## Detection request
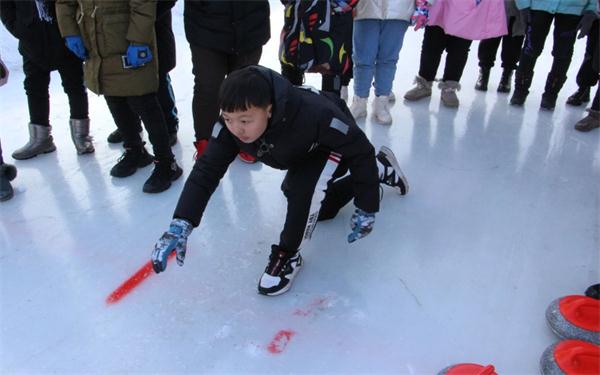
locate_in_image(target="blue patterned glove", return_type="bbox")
[151,218,193,273]
[125,44,153,68]
[65,35,88,60]
[347,209,376,243]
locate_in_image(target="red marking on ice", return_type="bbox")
[293,297,329,317]
[105,252,176,305]
[267,330,295,354]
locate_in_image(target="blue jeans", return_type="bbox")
[353,19,409,98]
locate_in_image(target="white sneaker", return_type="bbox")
[349,96,368,120]
[340,86,349,102]
[373,96,392,125]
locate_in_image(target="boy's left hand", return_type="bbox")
[347,209,375,243]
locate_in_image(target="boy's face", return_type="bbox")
[222,105,272,144]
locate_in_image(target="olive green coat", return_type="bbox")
[55,0,158,96]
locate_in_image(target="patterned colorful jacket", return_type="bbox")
[279,0,358,74]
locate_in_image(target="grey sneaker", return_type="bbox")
[404,76,432,101]
[12,123,56,160]
[439,80,461,108]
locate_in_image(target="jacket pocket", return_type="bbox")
[98,14,129,58]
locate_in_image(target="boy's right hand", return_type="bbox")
[65,35,88,60]
[151,218,193,273]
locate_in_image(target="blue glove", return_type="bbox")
[126,44,153,68]
[347,208,375,243]
[151,218,193,273]
[65,35,88,60]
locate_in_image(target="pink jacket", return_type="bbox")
[428,0,508,40]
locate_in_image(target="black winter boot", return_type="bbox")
[0,163,17,202]
[475,67,491,91]
[540,74,567,110]
[497,69,514,93]
[107,129,123,144]
[510,70,534,106]
[142,159,182,193]
[110,145,154,177]
[566,86,591,106]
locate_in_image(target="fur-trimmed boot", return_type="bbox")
[439,80,461,108]
[404,75,433,101]
[0,163,17,201]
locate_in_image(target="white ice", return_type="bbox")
[1,2,599,374]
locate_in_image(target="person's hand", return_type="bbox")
[347,208,375,243]
[126,44,153,68]
[520,7,531,25]
[577,11,598,39]
[151,218,193,273]
[65,35,88,60]
[411,0,431,31]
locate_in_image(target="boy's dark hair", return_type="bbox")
[219,66,272,112]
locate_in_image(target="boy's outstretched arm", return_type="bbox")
[151,122,238,273]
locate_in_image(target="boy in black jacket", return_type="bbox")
[151,65,408,296]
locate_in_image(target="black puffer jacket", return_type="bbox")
[183,0,270,54]
[0,0,73,69]
[174,66,380,227]
[156,0,176,74]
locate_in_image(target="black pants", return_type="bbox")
[517,10,580,79]
[104,94,173,162]
[190,45,263,141]
[281,65,351,97]
[23,54,88,126]
[0,139,4,165]
[157,72,178,134]
[575,20,599,88]
[478,17,525,70]
[418,25,473,82]
[278,151,361,254]
[121,71,179,135]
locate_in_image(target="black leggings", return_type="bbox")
[23,54,88,126]
[104,94,173,162]
[478,17,525,70]
[418,25,472,82]
[278,151,361,254]
[517,10,580,79]
[575,20,599,88]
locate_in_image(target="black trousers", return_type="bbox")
[517,10,580,79]
[104,94,173,162]
[190,45,263,141]
[575,20,599,88]
[281,65,351,97]
[0,139,4,165]
[478,17,525,70]
[418,25,473,82]
[278,151,361,254]
[23,54,88,126]
[121,72,179,135]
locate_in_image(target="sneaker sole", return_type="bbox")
[258,258,303,297]
[379,146,409,195]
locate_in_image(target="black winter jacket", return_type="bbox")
[0,0,73,69]
[183,0,270,54]
[174,66,380,227]
[156,0,176,74]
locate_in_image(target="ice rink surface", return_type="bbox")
[1,1,599,374]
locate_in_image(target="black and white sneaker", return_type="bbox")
[258,246,303,296]
[376,146,409,195]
